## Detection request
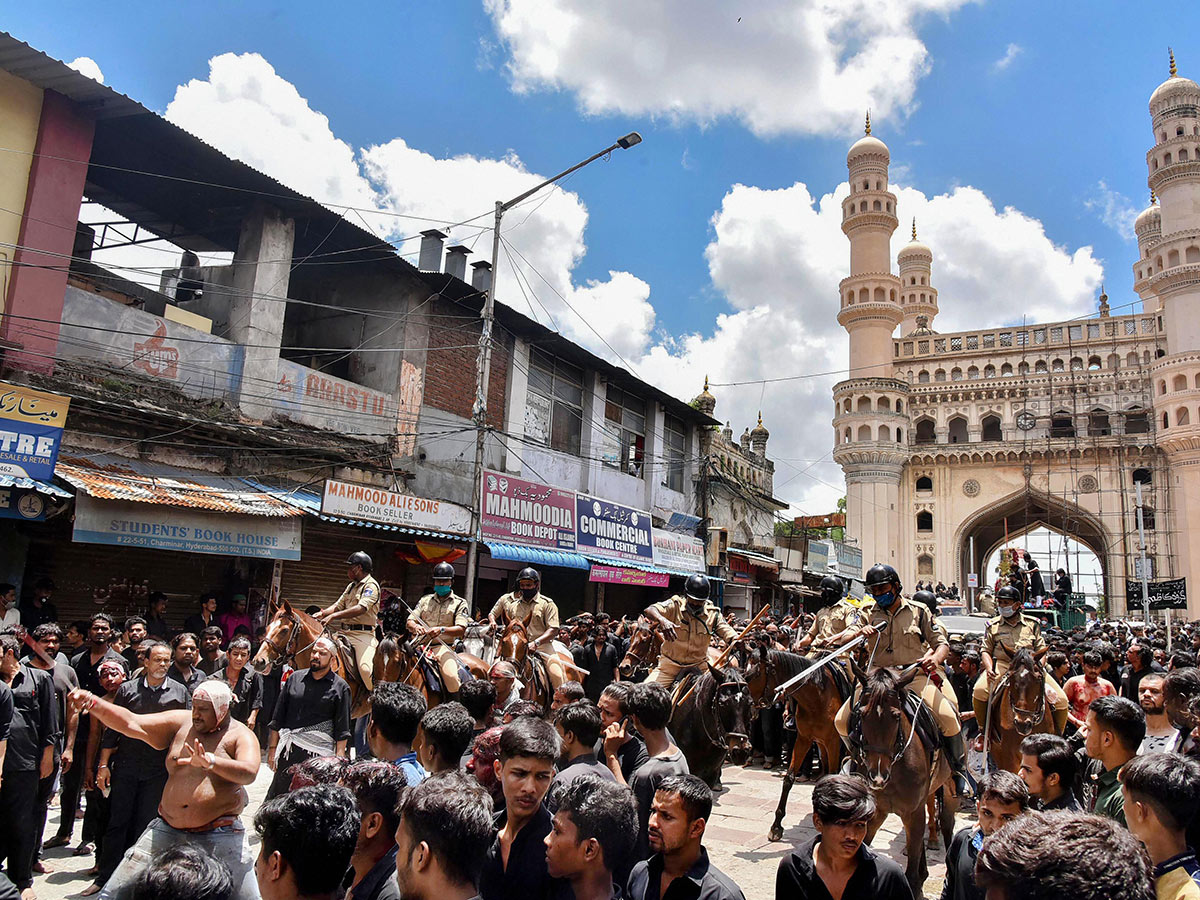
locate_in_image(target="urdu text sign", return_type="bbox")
[0,383,70,480]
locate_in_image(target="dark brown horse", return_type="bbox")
[984,649,1056,773]
[495,616,580,708]
[671,663,753,789]
[745,648,853,842]
[618,623,663,681]
[851,665,954,893]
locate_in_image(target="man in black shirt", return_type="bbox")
[0,632,57,893]
[197,626,227,676]
[166,632,205,696]
[775,775,912,900]
[18,578,57,631]
[941,771,1029,900]
[120,618,148,672]
[47,613,128,851]
[341,761,406,900]
[90,640,190,894]
[479,717,562,900]
[27,623,79,875]
[393,774,493,900]
[627,775,744,900]
[182,592,219,639]
[1120,642,1165,702]
[596,683,648,783]
[265,637,351,800]
[1017,733,1081,811]
[575,627,620,705]
[550,702,615,811]
[545,776,637,900]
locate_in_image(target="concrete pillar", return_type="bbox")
[643,402,665,510]
[502,338,531,475]
[3,91,94,373]
[579,372,605,494]
[228,205,295,420]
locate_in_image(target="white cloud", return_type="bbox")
[1084,179,1139,243]
[484,0,973,137]
[991,43,1022,73]
[147,50,1106,518]
[67,56,104,83]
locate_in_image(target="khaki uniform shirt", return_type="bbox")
[983,615,1046,675]
[413,592,469,645]
[330,575,381,627]
[653,595,739,665]
[807,601,869,647]
[863,598,946,669]
[490,591,560,637]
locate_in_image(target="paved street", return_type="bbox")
[32,760,969,900]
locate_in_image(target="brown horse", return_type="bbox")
[851,665,954,893]
[747,648,853,842]
[618,623,663,681]
[984,649,1056,773]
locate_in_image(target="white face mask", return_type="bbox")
[998,605,1018,619]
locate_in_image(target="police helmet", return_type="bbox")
[346,551,373,573]
[516,567,541,585]
[865,563,901,593]
[995,585,1022,605]
[819,574,846,602]
[912,589,939,614]
[432,562,455,581]
[684,573,711,602]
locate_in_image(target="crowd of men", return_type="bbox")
[3,554,1200,900]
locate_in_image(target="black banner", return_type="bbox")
[1126,577,1187,611]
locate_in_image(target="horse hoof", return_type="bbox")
[768,826,783,842]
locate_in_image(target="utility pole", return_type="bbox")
[463,132,644,608]
[1135,480,1152,628]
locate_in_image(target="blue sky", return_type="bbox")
[4,1,1194,516]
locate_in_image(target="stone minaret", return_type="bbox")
[832,113,909,574]
[1148,50,1200,616]
[1132,192,1162,313]
[898,219,938,336]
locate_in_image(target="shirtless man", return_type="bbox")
[68,681,262,900]
[1063,648,1116,730]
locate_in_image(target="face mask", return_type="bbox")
[999,605,1018,619]
[434,585,453,598]
[520,586,539,600]
[874,591,897,609]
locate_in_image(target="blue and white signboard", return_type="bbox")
[0,487,46,521]
[73,494,301,560]
[575,494,653,565]
[0,383,70,480]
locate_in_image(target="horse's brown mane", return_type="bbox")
[863,666,901,713]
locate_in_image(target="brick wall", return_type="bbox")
[423,303,510,428]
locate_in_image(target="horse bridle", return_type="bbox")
[259,613,323,671]
[852,689,920,788]
[621,630,658,672]
[1008,665,1047,726]
[697,677,750,752]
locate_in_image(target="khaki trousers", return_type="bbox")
[429,643,462,693]
[972,671,1068,733]
[341,629,377,690]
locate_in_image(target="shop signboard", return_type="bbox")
[321,479,471,535]
[576,494,653,565]
[806,539,831,573]
[651,528,705,574]
[0,487,47,521]
[481,470,576,549]
[1126,577,1187,611]
[833,541,863,580]
[73,495,301,560]
[588,564,668,587]
[0,382,70,480]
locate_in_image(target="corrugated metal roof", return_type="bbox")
[55,456,302,517]
[484,542,590,571]
[0,474,72,499]
[728,547,782,570]
[244,479,468,540]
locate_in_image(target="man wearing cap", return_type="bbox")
[795,575,870,653]
[314,551,381,690]
[643,574,739,688]
[69,679,263,900]
[409,562,469,698]
[487,567,567,691]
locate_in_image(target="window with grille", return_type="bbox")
[935,339,946,353]
[903,342,914,355]
[1143,318,1155,332]
[918,340,929,354]
[967,335,979,350]
[1051,327,1063,342]
[999,332,1013,347]
[662,415,687,492]
[1125,320,1137,335]
[1016,332,1028,346]
[1034,329,1046,344]
[950,337,962,351]
[1087,324,1100,338]
[1069,325,1082,340]
[527,348,584,455]
[604,385,647,477]
[983,334,995,348]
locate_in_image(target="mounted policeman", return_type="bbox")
[313,551,380,690]
[487,567,567,689]
[794,574,871,653]
[643,573,739,686]
[972,584,1069,736]
[408,561,469,699]
[832,563,972,796]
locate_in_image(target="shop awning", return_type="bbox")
[578,553,708,579]
[728,547,781,573]
[484,542,590,570]
[55,455,302,517]
[244,480,469,541]
[0,474,72,499]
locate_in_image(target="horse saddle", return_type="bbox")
[417,650,475,698]
[330,633,367,693]
[669,667,702,710]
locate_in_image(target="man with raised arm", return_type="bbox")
[67,680,262,900]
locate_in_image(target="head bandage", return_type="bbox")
[97,659,125,679]
[313,635,337,654]
[194,680,233,721]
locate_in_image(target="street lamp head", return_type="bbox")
[616,131,643,150]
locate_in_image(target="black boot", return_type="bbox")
[943,731,973,799]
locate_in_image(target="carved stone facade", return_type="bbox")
[833,57,1200,615]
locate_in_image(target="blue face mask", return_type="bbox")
[875,591,897,609]
[434,585,453,598]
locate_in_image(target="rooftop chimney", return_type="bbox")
[418,229,447,272]
[445,245,471,281]
[471,260,492,295]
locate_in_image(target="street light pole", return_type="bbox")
[463,132,643,608]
